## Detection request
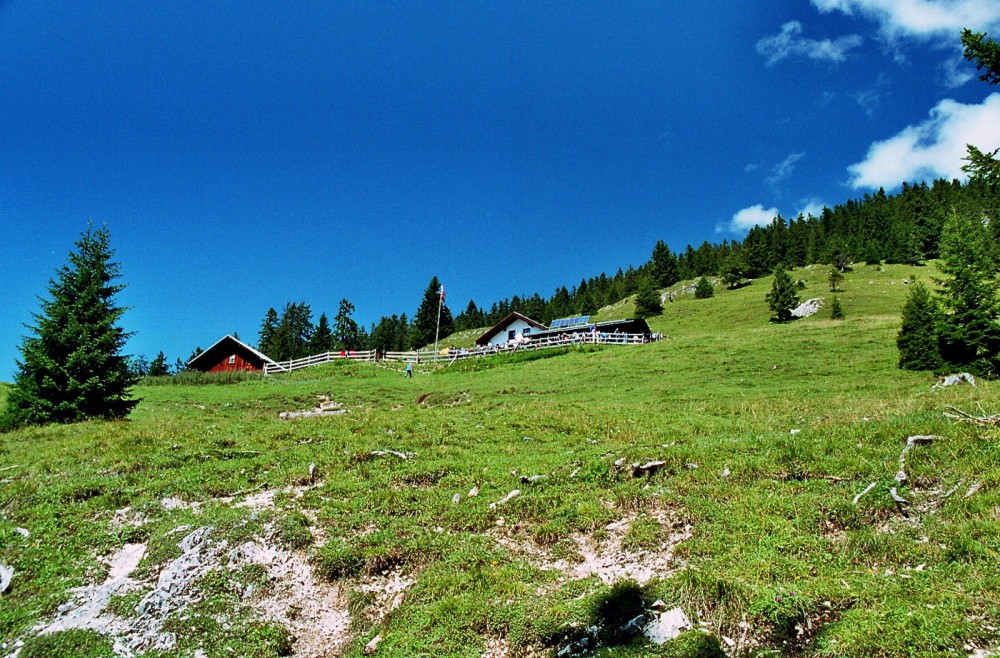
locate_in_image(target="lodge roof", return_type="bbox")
[475,312,548,346]
[186,334,277,370]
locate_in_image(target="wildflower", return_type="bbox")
[775,595,783,602]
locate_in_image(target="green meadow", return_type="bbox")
[1,263,998,657]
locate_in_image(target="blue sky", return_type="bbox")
[2,1,999,379]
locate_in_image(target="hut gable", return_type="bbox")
[187,335,277,373]
[475,312,547,348]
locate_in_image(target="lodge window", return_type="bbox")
[228,355,236,364]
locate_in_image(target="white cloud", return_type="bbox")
[797,198,828,218]
[811,0,1000,40]
[939,56,975,88]
[767,152,806,187]
[727,204,781,233]
[757,21,864,65]
[847,91,1000,188]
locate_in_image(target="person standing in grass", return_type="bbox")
[405,362,413,378]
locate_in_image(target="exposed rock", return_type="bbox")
[490,490,521,509]
[371,450,415,460]
[934,373,976,389]
[0,565,13,594]
[644,607,691,644]
[791,298,823,318]
[364,633,383,655]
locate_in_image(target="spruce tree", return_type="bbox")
[649,240,680,287]
[766,265,800,323]
[935,210,1000,374]
[897,281,943,371]
[333,299,361,350]
[830,296,845,320]
[828,267,845,292]
[412,277,452,348]
[633,277,663,318]
[148,351,170,377]
[3,225,139,428]
[310,312,334,353]
[694,276,714,299]
[258,307,279,356]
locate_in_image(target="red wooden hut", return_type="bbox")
[187,335,277,373]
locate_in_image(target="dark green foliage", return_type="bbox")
[309,312,334,353]
[649,240,680,287]
[260,302,314,361]
[828,267,845,292]
[634,277,663,318]
[766,265,800,323]
[148,351,170,377]
[368,313,411,353]
[897,281,943,371]
[720,250,748,289]
[591,580,650,644]
[412,277,453,348]
[258,307,279,355]
[333,299,361,350]
[3,225,139,428]
[830,296,845,320]
[694,276,714,299]
[962,28,1000,86]
[935,210,1000,375]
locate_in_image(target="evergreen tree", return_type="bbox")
[720,251,747,289]
[270,302,314,361]
[333,299,361,350]
[935,210,1000,374]
[766,265,800,323]
[3,225,139,428]
[130,355,149,379]
[310,312,334,353]
[258,307,279,356]
[694,276,714,299]
[649,240,680,287]
[897,281,943,371]
[830,296,845,320]
[633,277,663,318]
[828,267,845,292]
[148,351,170,376]
[412,277,452,348]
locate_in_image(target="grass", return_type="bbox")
[1,263,998,657]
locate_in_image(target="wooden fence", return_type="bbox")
[263,349,377,375]
[383,332,654,364]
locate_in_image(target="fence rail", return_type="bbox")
[383,332,654,364]
[263,349,376,375]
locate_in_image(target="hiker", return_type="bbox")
[405,362,413,378]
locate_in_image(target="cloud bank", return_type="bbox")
[847,92,1000,188]
[727,205,780,233]
[812,0,1000,40]
[757,21,864,65]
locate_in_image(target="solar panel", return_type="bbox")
[549,316,590,329]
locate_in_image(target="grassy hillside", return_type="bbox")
[1,264,998,658]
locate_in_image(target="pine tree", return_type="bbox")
[258,307,279,356]
[694,277,714,299]
[897,281,943,371]
[935,210,1000,374]
[649,240,680,287]
[333,299,360,350]
[310,312,334,353]
[3,225,139,428]
[766,265,800,323]
[830,296,845,320]
[412,277,452,348]
[720,251,747,289]
[633,277,663,318]
[828,267,845,292]
[148,351,170,376]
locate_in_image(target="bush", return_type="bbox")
[830,296,845,320]
[694,277,714,299]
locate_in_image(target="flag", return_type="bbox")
[439,285,445,302]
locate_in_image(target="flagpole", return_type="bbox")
[433,286,443,362]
